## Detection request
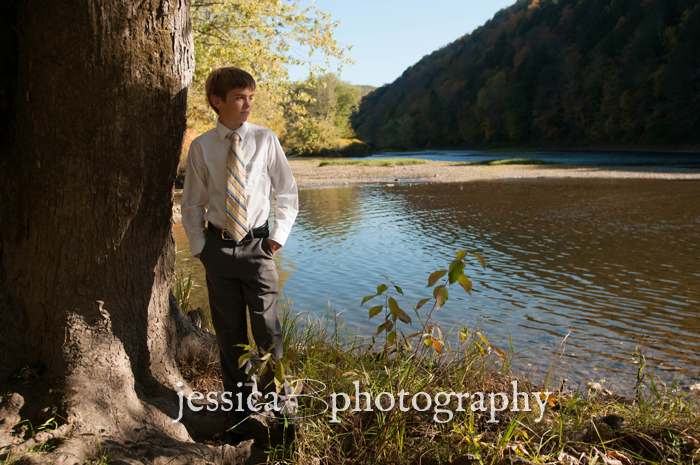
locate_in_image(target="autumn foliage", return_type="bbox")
[353,0,700,149]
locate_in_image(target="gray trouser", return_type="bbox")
[199,233,282,398]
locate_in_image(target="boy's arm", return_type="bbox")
[181,141,208,257]
[267,133,298,249]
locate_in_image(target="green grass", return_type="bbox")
[471,158,562,166]
[279,306,700,464]
[173,252,700,465]
[273,252,700,464]
[317,158,428,167]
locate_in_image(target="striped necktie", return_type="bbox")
[225,131,249,242]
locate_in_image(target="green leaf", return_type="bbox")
[376,320,394,334]
[492,346,508,361]
[387,331,397,344]
[238,353,252,369]
[448,260,465,284]
[456,250,467,260]
[427,270,447,287]
[275,359,285,381]
[393,284,404,295]
[361,294,376,306]
[473,252,486,270]
[416,298,431,310]
[474,340,485,356]
[388,297,400,319]
[396,308,412,325]
[377,284,388,295]
[458,274,473,295]
[433,285,448,309]
[369,305,383,319]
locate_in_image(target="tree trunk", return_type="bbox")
[0,1,247,462]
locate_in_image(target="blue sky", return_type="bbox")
[288,0,516,87]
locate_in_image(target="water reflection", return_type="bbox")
[174,179,700,391]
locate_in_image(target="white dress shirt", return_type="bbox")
[181,121,299,256]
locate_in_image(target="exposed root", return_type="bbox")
[0,393,24,448]
[3,422,270,465]
[5,423,72,459]
[26,432,93,465]
[170,293,218,365]
[100,436,267,465]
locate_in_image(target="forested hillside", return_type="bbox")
[353,0,700,149]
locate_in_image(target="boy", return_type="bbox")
[181,67,298,436]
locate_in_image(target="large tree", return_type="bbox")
[0,0,247,462]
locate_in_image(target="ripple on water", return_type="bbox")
[174,179,700,392]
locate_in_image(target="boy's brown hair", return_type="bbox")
[205,67,256,114]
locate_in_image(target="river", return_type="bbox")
[173,153,700,393]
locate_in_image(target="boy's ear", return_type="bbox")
[210,94,222,111]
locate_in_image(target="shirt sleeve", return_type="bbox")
[181,140,209,256]
[267,132,298,246]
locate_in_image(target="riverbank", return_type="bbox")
[174,298,700,465]
[288,159,700,188]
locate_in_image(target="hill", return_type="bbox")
[352,0,700,149]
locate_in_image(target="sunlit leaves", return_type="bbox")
[396,308,412,324]
[448,260,465,284]
[361,294,375,306]
[363,251,485,352]
[238,352,252,369]
[274,359,285,393]
[388,297,400,319]
[189,0,353,132]
[427,270,447,287]
[369,305,383,319]
[473,253,486,270]
[389,297,411,324]
[433,285,448,309]
[458,274,473,295]
[475,332,507,361]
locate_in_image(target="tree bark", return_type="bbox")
[0,0,232,457]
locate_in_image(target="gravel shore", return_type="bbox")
[288,159,700,188]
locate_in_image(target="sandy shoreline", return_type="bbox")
[288,159,700,188]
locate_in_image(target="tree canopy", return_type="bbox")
[189,0,353,137]
[353,0,700,149]
[284,73,364,153]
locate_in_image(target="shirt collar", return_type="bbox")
[216,120,249,142]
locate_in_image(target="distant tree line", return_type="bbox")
[353,0,700,149]
[283,74,370,154]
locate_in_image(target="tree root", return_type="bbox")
[0,392,25,448]
[25,432,93,465]
[3,423,72,464]
[105,437,267,465]
[170,293,219,366]
[5,424,269,465]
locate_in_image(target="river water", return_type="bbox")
[363,149,700,168]
[174,155,700,393]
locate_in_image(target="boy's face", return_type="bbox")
[211,87,254,129]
